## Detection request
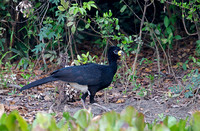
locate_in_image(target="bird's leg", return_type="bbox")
[92,103,111,112]
[81,92,88,109]
[89,91,111,112]
[81,99,86,109]
[89,94,96,103]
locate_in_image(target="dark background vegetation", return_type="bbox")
[0,0,200,127]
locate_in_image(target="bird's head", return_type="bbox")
[108,46,124,62]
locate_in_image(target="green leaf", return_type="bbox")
[61,0,69,9]
[155,29,160,35]
[161,38,168,44]
[15,112,28,131]
[191,112,200,131]
[71,24,76,34]
[44,54,51,59]
[175,35,182,40]
[74,8,79,15]
[82,54,87,58]
[50,56,54,62]
[61,0,65,6]
[77,55,81,60]
[166,27,172,34]
[135,113,145,131]
[85,23,90,29]
[124,37,129,43]
[88,1,95,4]
[153,123,170,131]
[120,106,137,125]
[196,40,200,44]
[168,32,173,41]
[99,111,119,130]
[0,38,5,51]
[70,7,79,15]
[58,6,65,11]
[167,116,177,128]
[115,25,120,30]
[73,109,91,129]
[86,52,89,56]
[32,113,58,130]
[0,125,8,131]
[63,112,73,121]
[67,22,73,27]
[87,4,91,10]
[164,16,169,27]
[6,111,28,131]
[79,8,85,15]
[120,5,127,13]
[0,113,7,124]
[91,4,97,9]
[182,63,187,70]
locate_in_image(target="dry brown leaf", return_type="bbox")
[182,53,187,57]
[33,70,43,75]
[165,109,169,113]
[10,100,16,105]
[144,68,151,72]
[96,92,104,96]
[0,90,9,94]
[44,95,51,101]
[172,65,178,68]
[116,99,125,103]
[4,105,23,111]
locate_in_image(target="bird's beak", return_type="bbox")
[118,50,124,56]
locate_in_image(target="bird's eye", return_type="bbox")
[113,50,119,55]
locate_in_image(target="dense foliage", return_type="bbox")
[0,0,199,63]
[1,106,200,131]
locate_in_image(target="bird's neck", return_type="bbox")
[109,60,118,73]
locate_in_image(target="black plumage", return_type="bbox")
[20,46,123,106]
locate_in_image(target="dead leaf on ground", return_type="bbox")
[44,95,51,101]
[116,99,125,103]
[33,70,43,75]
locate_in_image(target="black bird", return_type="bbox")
[20,46,124,108]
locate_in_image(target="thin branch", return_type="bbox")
[131,0,148,77]
[40,1,49,25]
[122,0,141,21]
[181,8,198,36]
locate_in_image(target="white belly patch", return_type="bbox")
[69,82,88,93]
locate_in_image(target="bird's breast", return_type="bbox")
[69,82,88,93]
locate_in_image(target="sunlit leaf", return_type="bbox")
[191,111,200,131]
[67,22,74,27]
[164,16,169,27]
[71,24,76,34]
[58,6,65,11]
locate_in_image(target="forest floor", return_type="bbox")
[1,38,200,123]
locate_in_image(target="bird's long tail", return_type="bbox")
[19,76,57,91]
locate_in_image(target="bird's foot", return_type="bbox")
[92,103,111,112]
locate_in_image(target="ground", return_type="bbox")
[1,84,200,123]
[0,38,200,123]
